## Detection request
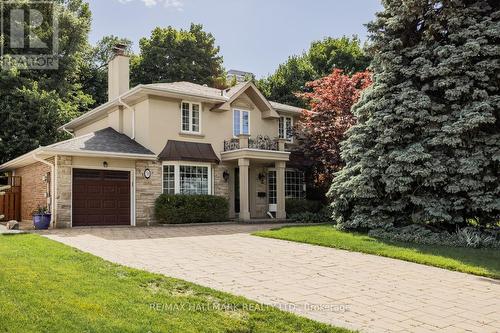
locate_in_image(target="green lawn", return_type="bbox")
[0,234,351,333]
[254,225,500,279]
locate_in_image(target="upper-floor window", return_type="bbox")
[279,116,293,142]
[233,109,250,137]
[181,101,201,134]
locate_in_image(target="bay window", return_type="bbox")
[181,101,201,133]
[162,163,212,195]
[233,109,250,137]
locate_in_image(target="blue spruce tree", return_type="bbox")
[330,0,500,230]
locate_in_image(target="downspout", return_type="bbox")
[118,96,135,139]
[33,153,55,228]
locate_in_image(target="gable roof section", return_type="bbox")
[158,140,220,164]
[211,81,280,118]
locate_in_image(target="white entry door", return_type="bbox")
[267,170,277,213]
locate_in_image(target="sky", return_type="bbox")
[87,0,383,79]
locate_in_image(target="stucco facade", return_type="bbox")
[1,48,306,228]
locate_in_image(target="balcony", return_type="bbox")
[224,135,286,152]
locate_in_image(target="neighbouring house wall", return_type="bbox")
[73,116,109,137]
[55,155,72,228]
[135,160,162,226]
[14,161,51,221]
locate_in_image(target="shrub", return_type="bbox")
[155,194,228,224]
[368,224,500,249]
[289,206,333,224]
[286,199,323,215]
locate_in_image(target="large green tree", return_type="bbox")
[0,0,93,164]
[131,24,225,87]
[330,0,500,230]
[258,36,370,108]
[257,55,315,108]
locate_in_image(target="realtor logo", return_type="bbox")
[1,0,58,69]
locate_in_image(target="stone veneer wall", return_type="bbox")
[135,160,162,226]
[213,164,230,199]
[14,161,51,221]
[55,155,73,228]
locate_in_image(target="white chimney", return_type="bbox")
[108,43,130,101]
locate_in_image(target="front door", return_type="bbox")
[268,170,277,213]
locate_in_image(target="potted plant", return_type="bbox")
[32,206,51,230]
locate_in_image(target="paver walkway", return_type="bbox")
[42,224,500,333]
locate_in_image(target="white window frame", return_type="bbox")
[233,108,250,137]
[162,161,213,195]
[279,116,294,143]
[180,101,202,134]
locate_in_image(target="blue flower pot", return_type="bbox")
[33,213,51,230]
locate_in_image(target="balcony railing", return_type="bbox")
[224,135,286,152]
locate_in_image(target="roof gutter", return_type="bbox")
[46,149,157,160]
[32,153,55,228]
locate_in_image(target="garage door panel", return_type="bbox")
[117,201,129,209]
[117,187,130,195]
[87,200,102,209]
[102,200,117,209]
[86,185,102,194]
[72,169,131,227]
[73,200,86,209]
[103,185,117,194]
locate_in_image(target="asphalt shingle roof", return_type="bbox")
[49,127,154,155]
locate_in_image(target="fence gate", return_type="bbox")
[0,176,21,222]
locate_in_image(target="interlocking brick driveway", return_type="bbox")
[42,224,500,333]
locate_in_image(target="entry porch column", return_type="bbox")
[275,161,286,219]
[238,158,250,221]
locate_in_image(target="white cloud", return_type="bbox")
[117,0,183,11]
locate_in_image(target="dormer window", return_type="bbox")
[181,101,201,134]
[279,116,293,142]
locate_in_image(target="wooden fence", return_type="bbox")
[0,176,21,222]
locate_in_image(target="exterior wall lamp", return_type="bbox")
[223,170,230,182]
[258,172,266,184]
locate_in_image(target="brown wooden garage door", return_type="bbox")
[72,169,131,226]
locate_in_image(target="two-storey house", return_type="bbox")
[0,45,306,228]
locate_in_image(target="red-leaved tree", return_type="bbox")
[296,69,372,192]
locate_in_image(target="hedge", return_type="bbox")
[286,199,323,215]
[155,194,229,224]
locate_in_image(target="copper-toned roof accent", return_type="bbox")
[158,140,220,164]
